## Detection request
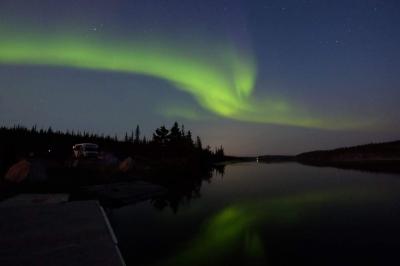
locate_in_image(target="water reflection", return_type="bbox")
[150,166,225,213]
[157,188,391,266]
[111,163,400,266]
[298,160,400,175]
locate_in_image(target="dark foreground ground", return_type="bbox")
[0,200,125,266]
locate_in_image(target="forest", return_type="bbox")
[0,122,225,181]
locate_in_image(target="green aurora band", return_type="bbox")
[0,30,366,129]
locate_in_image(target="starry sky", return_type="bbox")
[0,0,399,155]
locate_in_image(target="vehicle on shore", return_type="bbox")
[72,143,99,158]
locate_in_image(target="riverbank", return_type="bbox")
[0,154,220,209]
[296,140,400,174]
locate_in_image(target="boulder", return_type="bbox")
[4,159,47,183]
[118,157,134,173]
[4,160,31,183]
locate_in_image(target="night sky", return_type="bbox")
[1,0,399,155]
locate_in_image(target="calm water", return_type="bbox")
[110,162,400,266]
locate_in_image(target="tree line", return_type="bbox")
[0,122,225,173]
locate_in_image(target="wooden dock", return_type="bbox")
[0,199,125,266]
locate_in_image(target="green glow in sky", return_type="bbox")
[0,29,364,129]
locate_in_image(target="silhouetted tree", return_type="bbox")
[130,130,134,143]
[215,145,225,161]
[169,122,182,143]
[134,125,140,144]
[186,130,193,147]
[195,136,202,150]
[181,124,185,136]
[153,126,169,145]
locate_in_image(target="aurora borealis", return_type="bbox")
[0,28,361,130]
[1,0,400,154]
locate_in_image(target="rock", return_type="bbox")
[4,159,47,183]
[118,157,134,173]
[4,160,31,183]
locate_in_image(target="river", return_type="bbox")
[110,162,400,266]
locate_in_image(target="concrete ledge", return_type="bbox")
[0,194,69,207]
[0,200,125,266]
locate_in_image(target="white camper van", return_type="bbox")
[72,143,99,158]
